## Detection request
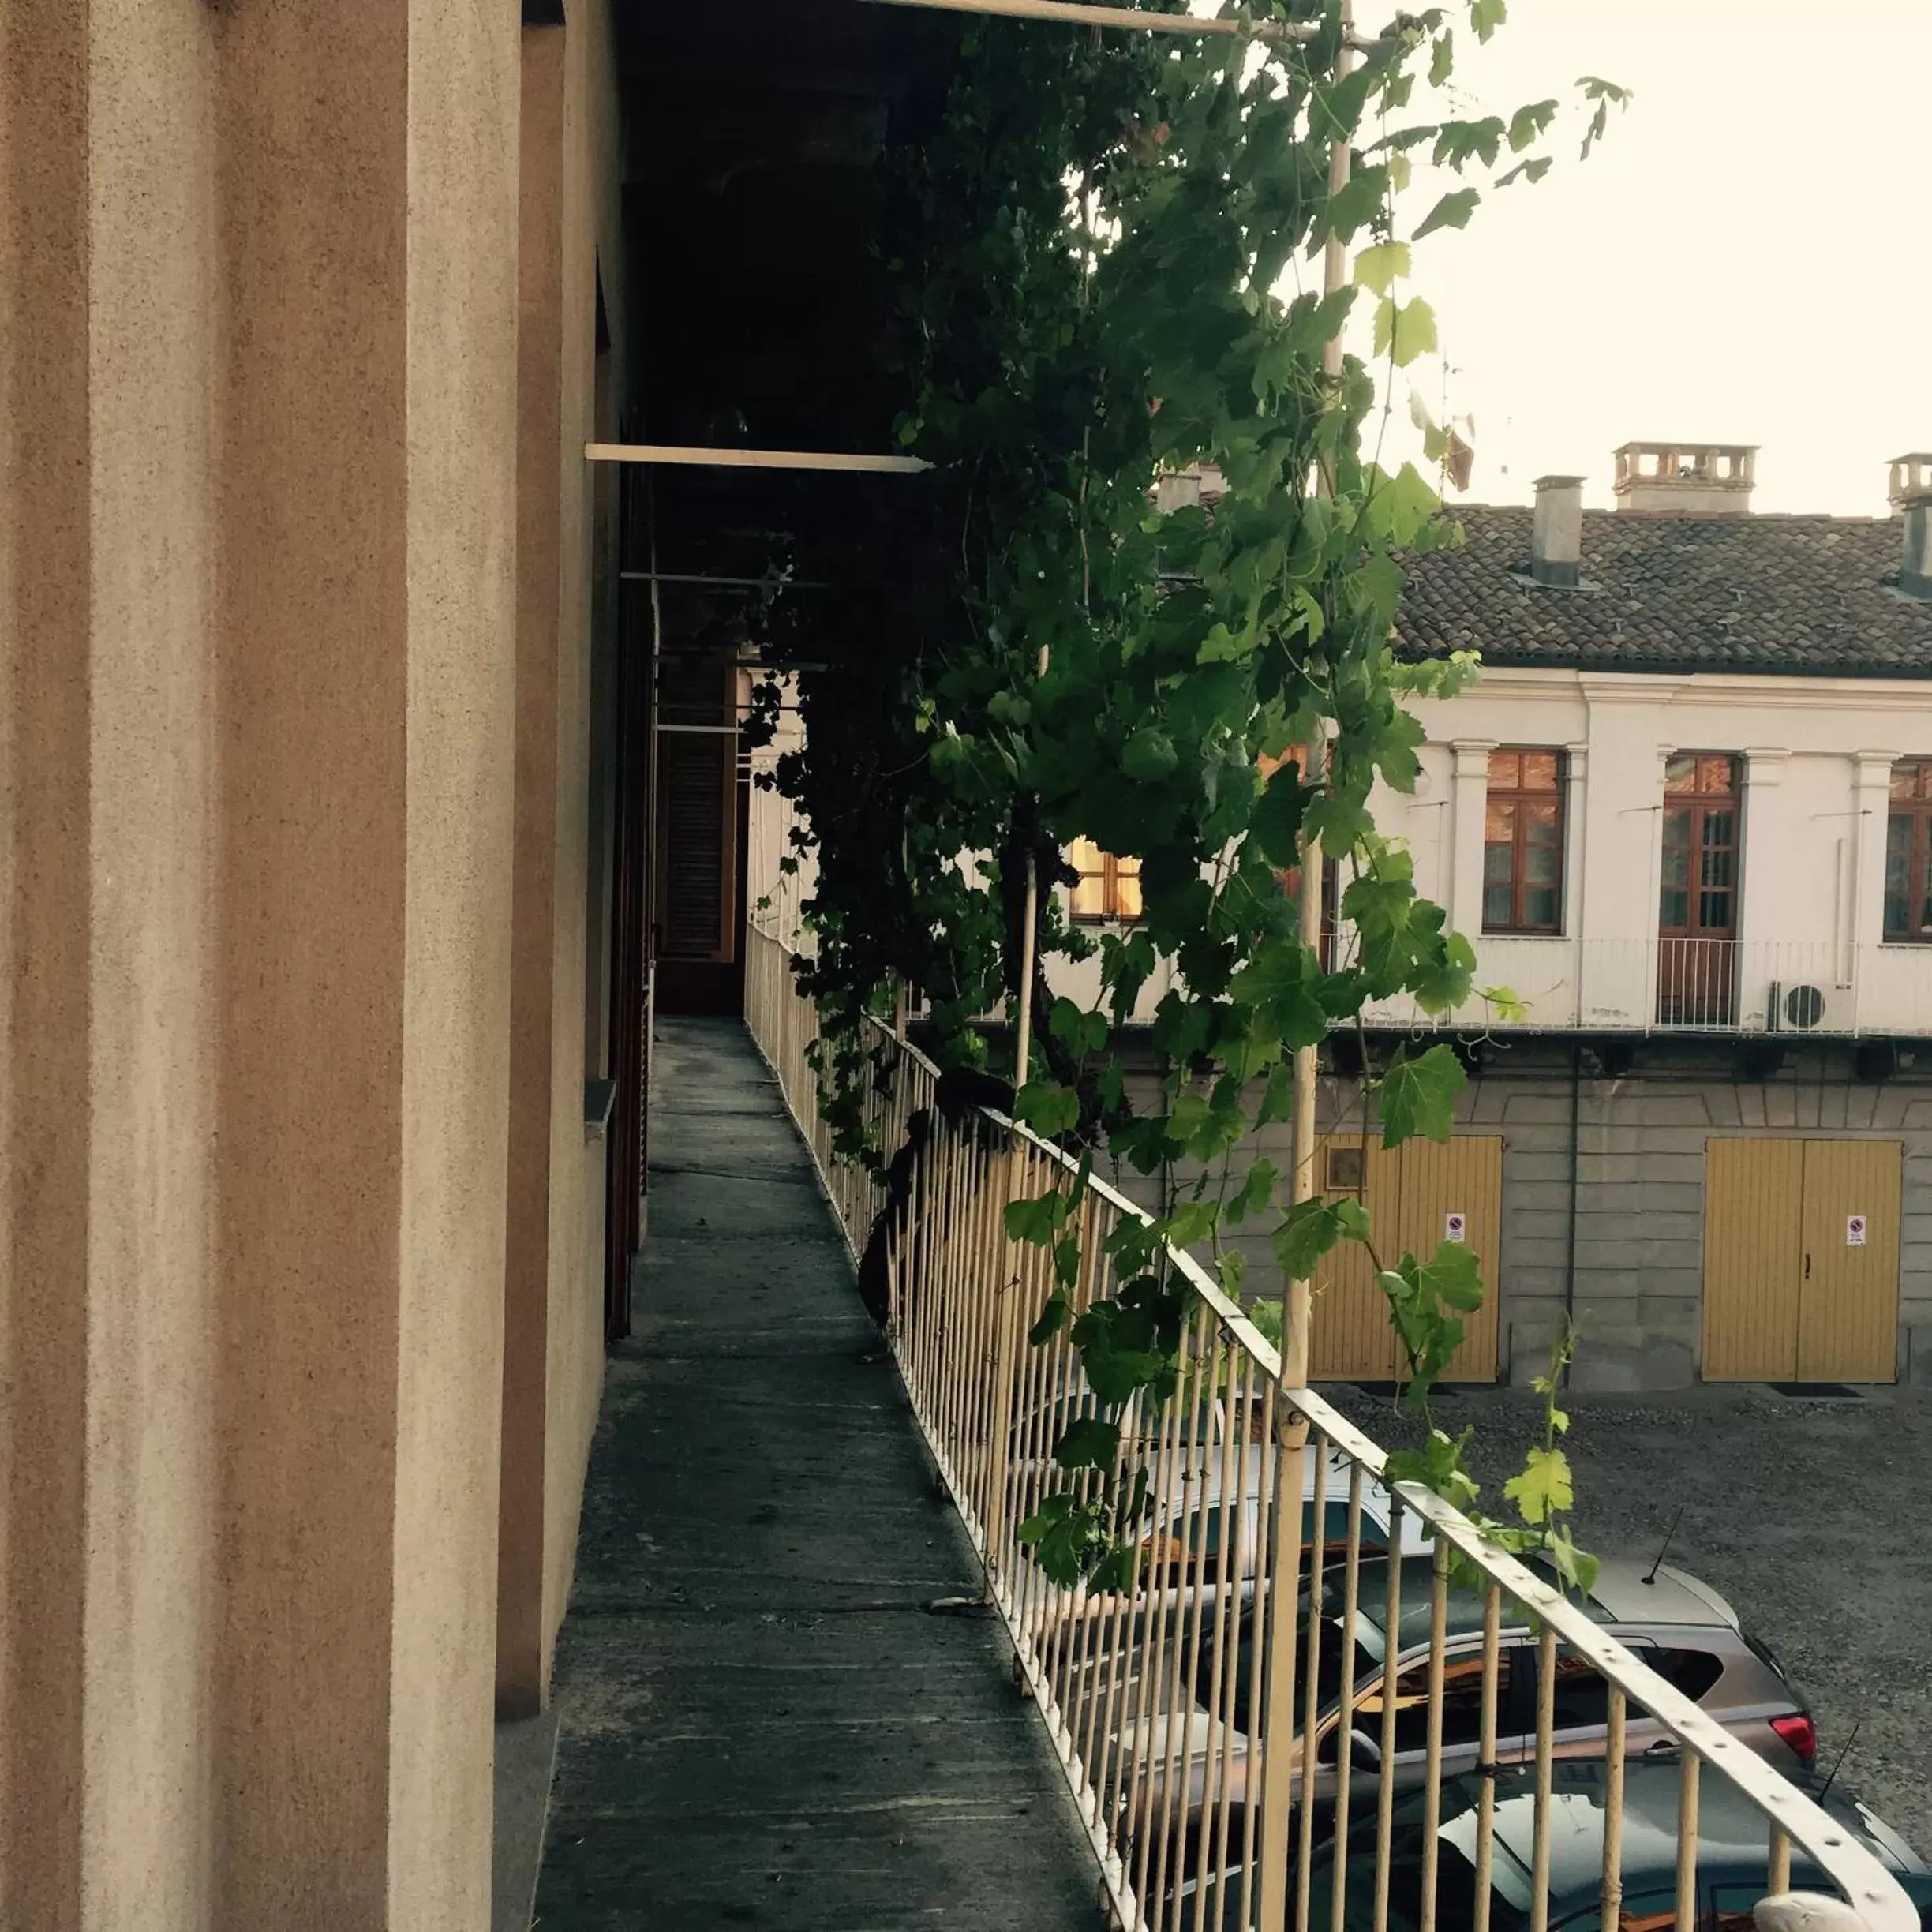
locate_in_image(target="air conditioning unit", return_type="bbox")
[1765,979,1827,1033]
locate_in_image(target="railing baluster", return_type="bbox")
[1295,1436,1332,1932]
[1372,1511,1403,1932]
[1330,1462,1368,1932]
[1604,1686,1627,1932]
[1420,1538,1451,1932]
[1531,1621,1556,1932]
[1234,1373,1279,1932]
[1473,1582,1501,1932]
[1677,1751,1702,1932]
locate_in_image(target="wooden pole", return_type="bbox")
[585,442,931,474]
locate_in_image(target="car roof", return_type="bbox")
[1439,1760,1926,1904]
[1339,1555,1612,1650]
[1585,1559,1739,1629]
[1340,1555,1739,1656]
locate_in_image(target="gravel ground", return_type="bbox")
[1320,1382,1932,1856]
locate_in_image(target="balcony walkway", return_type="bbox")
[530,1015,1100,1931]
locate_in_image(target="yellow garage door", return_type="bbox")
[1309,1133,1503,1383]
[1702,1138,1900,1383]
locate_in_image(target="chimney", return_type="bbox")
[1612,440,1756,515]
[1894,455,1932,598]
[1530,475,1585,586]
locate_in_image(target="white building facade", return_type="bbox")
[752,446,1932,1393]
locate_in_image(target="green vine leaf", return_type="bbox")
[1379,1043,1466,1146]
[1504,1444,1575,1525]
[1354,240,1412,294]
[1413,187,1480,241]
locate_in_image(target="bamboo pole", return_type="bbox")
[1285,0,1354,1398]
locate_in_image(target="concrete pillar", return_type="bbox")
[1,1,520,1925]
[1447,740,1496,938]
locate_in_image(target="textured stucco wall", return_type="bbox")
[80,2,218,1925]
[499,0,628,1717]
[3,0,522,1922]
[2,2,96,1923]
[389,0,521,1923]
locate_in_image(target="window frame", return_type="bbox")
[1482,747,1568,937]
[1884,758,1932,945]
[1066,837,1143,923]
[1658,752,1742,940]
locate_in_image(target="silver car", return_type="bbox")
[1102,1552,1815,1840]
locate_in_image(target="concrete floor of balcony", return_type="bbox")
[526,1015,1100,1931]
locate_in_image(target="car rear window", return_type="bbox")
[1647,1647,1724,1702]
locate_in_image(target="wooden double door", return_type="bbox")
[1702,1138,1900,1383]
[1309,1134,1503,1383]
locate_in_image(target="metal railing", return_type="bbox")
[1360,938,1900,1038]
[744,923,1917,1932]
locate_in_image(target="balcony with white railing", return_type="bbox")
[1362,938,1932,1039]
[744,923,1924,1932]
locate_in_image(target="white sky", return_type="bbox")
[1346,0,1932,515]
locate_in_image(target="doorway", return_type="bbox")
[1657,753,1740,1026]
[1701,1137,1900,1382]
[1309,1133,1503,1383]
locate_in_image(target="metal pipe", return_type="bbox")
[586,441,932,473]
[1562,1040,1582,1379]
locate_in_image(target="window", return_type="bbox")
[1356,1647,1518,1756]
[1483,750,1566,934]
[1885,760,1932,942]
[1540,1645,1616,1731]
[1660,754,1740,937]
[1648,1647,1724,1702]
[1325,1144,1365,1192]
[1068,837,1142,921]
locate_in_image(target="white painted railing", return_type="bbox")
[1361,938,1932,1037]
[745,923,1919,1932]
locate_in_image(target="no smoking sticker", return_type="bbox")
[1846,1215,1867,1247]
[1444,1211,1467,1243]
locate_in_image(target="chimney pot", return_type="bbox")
[1531,475,1585,587]
[1611,440,1756,516]
[1889,452,1932,514]
[1892,458,1932,599]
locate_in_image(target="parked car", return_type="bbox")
[1302,1758,1932,1932]
[1014,1383,1431,1623]
[1105,1552,1814,1848]
[1177,1762,1930,1931]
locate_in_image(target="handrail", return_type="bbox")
[743,921,1918,1932]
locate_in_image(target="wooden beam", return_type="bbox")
[585,443,931,474]
[859,0,1382,51]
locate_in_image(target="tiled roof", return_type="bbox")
[1394,505,1932,676]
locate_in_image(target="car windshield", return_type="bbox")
[1312,1818,1531,1932]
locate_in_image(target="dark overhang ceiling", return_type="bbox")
[612,1,967,638]
[616,0,960,455]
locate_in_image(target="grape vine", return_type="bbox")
[748,0,1626,1593]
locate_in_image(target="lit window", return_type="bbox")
[1483,748,1566,934]
[1068,837,1143,922]
[1885,759,1932,942]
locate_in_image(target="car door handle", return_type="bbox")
[1642,1739,1679,1759]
